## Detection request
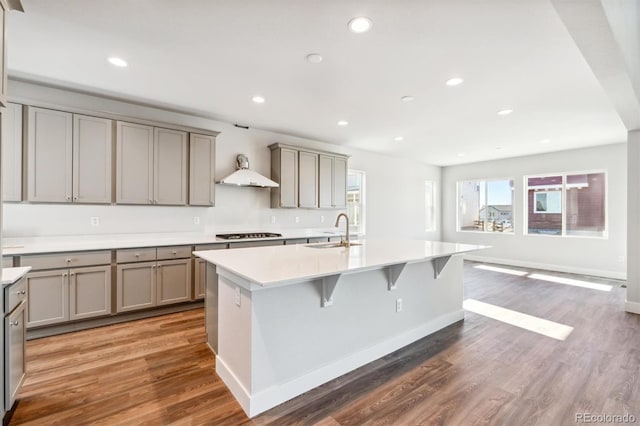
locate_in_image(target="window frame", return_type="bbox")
[347,169,366,236]
[425,180,436,232]
[523,169,608,239]
[456,177,515,235]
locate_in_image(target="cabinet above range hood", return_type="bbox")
[217,154,279,188]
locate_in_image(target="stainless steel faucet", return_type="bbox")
[334,213,350,247]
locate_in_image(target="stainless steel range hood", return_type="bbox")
[217,154,279,188]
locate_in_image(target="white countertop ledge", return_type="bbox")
[194,239,487,287]
[2,267,31,286]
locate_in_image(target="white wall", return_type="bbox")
[442,143,627,279]
[3,80,440,240]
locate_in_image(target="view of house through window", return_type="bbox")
[347,170,365,235]
[526,172,606,237]
[458,179,514,233]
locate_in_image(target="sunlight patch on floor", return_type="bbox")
[474,264,528,276]
[528,273,613,292]
[463,299,574,341]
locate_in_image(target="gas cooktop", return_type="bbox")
[216,232,283,240]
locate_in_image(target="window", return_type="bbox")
[457,179,514,233]
[347,170,365,235]
[526,172,606,237]
[425,181,436,232]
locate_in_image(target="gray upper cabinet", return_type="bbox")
[189,133,215,206]
[271,143,348,210]
[26,107,113,204]
[2,103,22,201]
[0,0,7,107]
[298,151,318,208]
[319,154,348,209]
[154,127,187,205]
[270,146,298,208]
[73,114,113,203]
[333,156,347,209]
[116,122,188,205]
[116,121,154,204]
[26,107,73,203]
[318,155,333,208]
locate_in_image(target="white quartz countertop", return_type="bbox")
[194,239,487,287]
[1,229,351,256]
[2,267,31,286]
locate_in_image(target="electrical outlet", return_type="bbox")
[193,216,200,225]
[235,286,241,307]
[396,298,403,313]
[320,215,325,223]
[295,216,300,224]
[90,217,100,227]
[271,215,276,224]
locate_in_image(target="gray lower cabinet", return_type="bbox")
[194,258,206,300]
[5,300,25,410]
[116,257,191,312]
[26,265,112,327]
[116,261,156,312]
[4,275,27,411]
[156,259,190,305]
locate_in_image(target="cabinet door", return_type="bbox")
[318,155,333,208]
[73,115,113,203]
[194,258,206,300]
[333,157,348,208]
[156,259,191,305]
[116,262,156,312]
[154,127,187,205]
[5,301,26,410]
[0,0,6,107]
[189,133,215,206]
[69,265,112,320]
[2,103,22,201]
[26,270,69,328]
[26,107,73,202]
[279,148,298,208]
[116,121,154,204]
[298,151,318,208]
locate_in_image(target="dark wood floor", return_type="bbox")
[10,261,640,425]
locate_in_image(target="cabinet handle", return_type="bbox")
[172,251,177,255]
[135,253,140,258]
[62,273,68,277]
[151,265,155,269]
[66,196,71,200]
[73,196,78,200]
[10,321,19,327]
[66,258,71,263]
[149,199,153,204]
[16,290,25,295]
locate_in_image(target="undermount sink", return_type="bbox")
[305,242,363,249]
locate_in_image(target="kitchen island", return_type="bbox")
[194,239,485,417]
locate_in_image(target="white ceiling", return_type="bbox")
[7,0,628,166]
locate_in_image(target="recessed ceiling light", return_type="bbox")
[445,77,464,86]
[497,109,513,116]
[108,57,128,67]
[337,120,349,126]
[306,53,323,63]
[540,138,551,144]
[252,96,265,104]
[401,96,415,102]
[348,17,373,33]
[457,152,466,157]
[394,136,404,141]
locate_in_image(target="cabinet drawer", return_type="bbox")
[4,277,26,314]
[194,243,227,251]
[157,245,191,260]
[228,240,284,249]
[20,251,111,270]
[284,238,308,245]
[116,248,156,263]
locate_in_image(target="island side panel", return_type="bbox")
[247,255,464,416]
[216,273,254,408]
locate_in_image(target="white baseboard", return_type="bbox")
[625,300,640,315]
[217,309,464,418]
[464,254,626,280]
